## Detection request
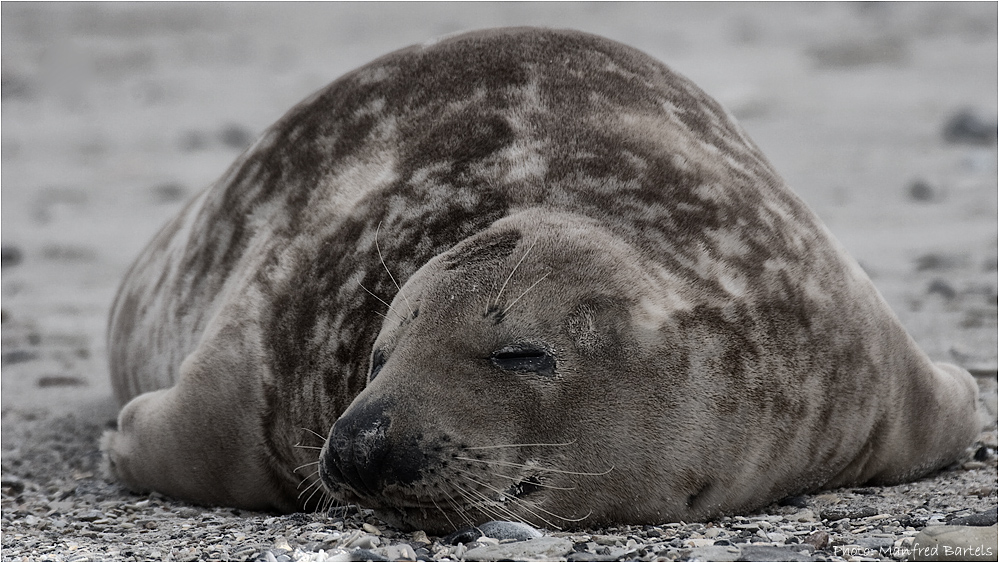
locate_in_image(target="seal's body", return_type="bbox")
[104,28,980,532]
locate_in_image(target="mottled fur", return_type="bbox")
[103,28,980,531]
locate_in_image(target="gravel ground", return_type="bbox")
[2,3,997,562]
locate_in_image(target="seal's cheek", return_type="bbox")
[319,398,433,500]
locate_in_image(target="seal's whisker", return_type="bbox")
[430,495,459,531]
[476,469,578,491]
[466,440,576,450]
[359,282,407,323]
[456,476,536,526]
[455,482,522,525]
[294,460,320,473]
[293,444,323,451]
[501,271,551,316]
[461,471,589,526]
[300,428,328,442]
[493,234,541,307]
[302,480,326,509]
[296,469,321,493]
[375,221,415,318]
[460,474,560,529]
[455,456,615,477]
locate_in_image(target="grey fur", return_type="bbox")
[103,28,980,532]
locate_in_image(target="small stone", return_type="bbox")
[2,350,38,366]
[478,521,543,542]
[779,496,809,508]
[442,526,482,545]
[346,534,379,550]
[820,506,877,520]
[350,548,388,562]
[686,538,715,548]
[736,545,814,562]
[791,509,817,522]
[855,537,894,550]
[463,537,573,561]
[942,109,998,145]
[962,461,986,470]
[379,544,416,561]
[910,524,998,561]
[152,183,187,204]
[804,530,828,550]
[927,279,957,300]
[949,509,998,527]
[362,523,381,535]
[219,124,254,149]
[410,530,430,544]
[567,552,617,562]
[908,180,936,202]
[591,534,626,545]
[1,246,23,267]
[688,545,741,562]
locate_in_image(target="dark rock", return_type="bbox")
[180,130,209,151]
[350,549,389,562]
[803,530,829,549]
[567,551,616,562]
[909,179,936,202]
[927,279,957,299]
[1,478,25,495]
[779,495,809,508]
[1,246,23,267]
[219,124,254,149]
[943,109,998,145]
[819,506,876,520]
[949,509,998,527]
[37,376,87,388]
[915,253,961,271]
[736,545,814,562]
[152,183,187,203]
[2,350,37,365]
[441,526,482,545]
[974,446,993,461]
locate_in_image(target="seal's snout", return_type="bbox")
[319,399,426,499]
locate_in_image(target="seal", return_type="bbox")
[102,27,981,533]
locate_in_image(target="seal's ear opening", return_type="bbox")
[439,229,522,272]
[564,296,628,357]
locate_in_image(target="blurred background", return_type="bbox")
[2,2,996,421]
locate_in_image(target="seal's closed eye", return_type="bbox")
[490,344,556,377]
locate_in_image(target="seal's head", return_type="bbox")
[318,210,697,532]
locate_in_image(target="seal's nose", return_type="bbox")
[319,399,425,498]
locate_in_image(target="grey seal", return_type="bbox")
[102,27,981,533]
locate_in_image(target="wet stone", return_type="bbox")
[478,520,543,541]
[463,537,573,562]
[948,509,998,527]
[736,545,814,561]
[819,506,877,520]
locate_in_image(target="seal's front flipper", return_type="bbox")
[101,332,296,513]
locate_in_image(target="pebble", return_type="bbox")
[910,524,998,562]
[820,506,877,520]
[463,537,573,561]
[478,520,543,541]
[737,545,815,561]
[688,545,741,562]
[949,509,998,526]
[942,109,998,145]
